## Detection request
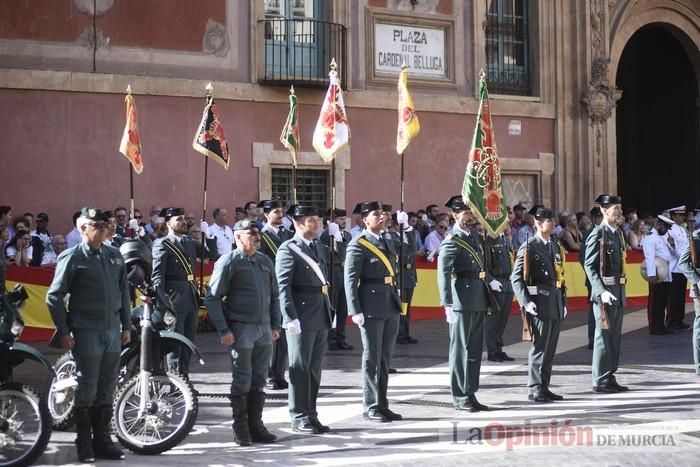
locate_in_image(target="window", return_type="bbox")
[271,168,329,210]
[485,0,531,95]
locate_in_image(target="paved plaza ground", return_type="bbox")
[22,305,700,466]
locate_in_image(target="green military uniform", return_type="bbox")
[394,228,418,343]
[320,222,352,349]
[511,232,567,399]
[152,231,199,376]
[276,226,332,432]
[46,207,130,462]
[584,212,627,391]
[260,221,293,388]
[437,224,491,407]
[677,226,700,374]
[485,232,515,360]
[205,221,282,445]
[345,224,402,416]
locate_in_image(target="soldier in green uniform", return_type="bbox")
[204,219,282,446]
[580,207,604,349]
[152,207,199,376]
[46,207,131,463]
[320,208,354,351]
[393,210,419,345]
[258,199,294,389]
[511,206,568,402]
[345,201,403,422]
[485,229,515,362]
[276,205,333,434]
[583,194,629,393]
[437,196,491,412]
[677,203,700,374]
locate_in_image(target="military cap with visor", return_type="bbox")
[529,205,554,220]
[233,219,261,232]
[289,205,319,218]
[258,199,284,213]
[159,207,185,221]
[444,195,469,211]
[594,194,622,207]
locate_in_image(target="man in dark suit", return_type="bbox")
[511,206,568,402]
[152,207,199,376]
[276,205,333,434]
[320,208,353,351]
[259,199,294,389]
[345,201,403,422]
[437,195,492,412]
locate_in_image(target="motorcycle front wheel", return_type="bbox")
[112,371,198,455]
[0,383,52,467]
[47,351,77,430]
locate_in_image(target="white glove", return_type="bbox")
[563,306,568,319]
[326,221,343,242]
[200,221,209,235]
[351,313,365,327]
[426,251,436,263]
[444,306,458,324]
[489,279,503,292]
[396,210,409,229]
[129,218,139,230]
[524,302,538,316]
[286,319,302,335]
[600,291,617,305]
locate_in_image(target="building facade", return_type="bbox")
[0,0,698,232]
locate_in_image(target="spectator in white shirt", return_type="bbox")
[208,207,234,256]
[41,235,67,267]
[643,215,678,334]
[424,215,450,261]
[66,211,82,248]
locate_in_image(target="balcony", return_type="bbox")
[260,18,347,89]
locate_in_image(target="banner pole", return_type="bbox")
[398,151,405,307]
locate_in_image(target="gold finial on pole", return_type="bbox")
[126,84,132,94]
[206,82,213,96]
[330,58,337,72]
[401,60,407,70]
[290,85,295,95]
[479,68,486,80]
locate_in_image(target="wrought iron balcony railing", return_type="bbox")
[260,18,347,89]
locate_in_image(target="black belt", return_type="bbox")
[455,271,485,279]
[165,275,193,282]
[292,285,328,295]
[361,277,395,285]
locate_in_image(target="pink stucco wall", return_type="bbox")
[0,89,553,233]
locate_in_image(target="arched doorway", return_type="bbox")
[615,24,699,216]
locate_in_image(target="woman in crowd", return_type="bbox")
[627,219,645,250]
[559,214,583,252]
[5,229,32,267]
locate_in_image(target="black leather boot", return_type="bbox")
[74,407,95,463]
[247,392,277,443]
[230,394,252,446]
[91,405,125,460]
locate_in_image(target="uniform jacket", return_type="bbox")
[260,224,293,261]
[320,228,351,287]
[437,226,492,312]
[678,228,700,297]
[344,229,402,318]
[486,232,514,293]
[583,223,627,305]
[388,229,418,290]
[152,234,199,315]
[204,249,282,335]
[511,235,567,319]
[276,235,332,330]
[46,242,130,336]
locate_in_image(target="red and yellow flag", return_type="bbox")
[119,86,144,174]
[396,63,420,154]
[461,71,508,238]
[312,59,350,163]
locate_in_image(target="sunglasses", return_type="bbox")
[134,215,142,219]
[86,222,107,230]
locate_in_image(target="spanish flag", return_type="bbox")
[396,63,420,154]
[119,86,144,174]
[461,70,508,238]
[312,59,350,163]
[192,90,230,170]
[280,86,300,167]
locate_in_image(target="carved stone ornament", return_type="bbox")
[582,58,622,124]
[202,19,230,57]
[76,27,111,49]
[389,0,440,14]
[73,0,115,16]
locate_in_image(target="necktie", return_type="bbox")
[308,241,317,259]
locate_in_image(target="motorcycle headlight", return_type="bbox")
[11,319,24,337]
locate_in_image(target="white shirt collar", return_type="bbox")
[365,229,381,240]
[455,225,470,236]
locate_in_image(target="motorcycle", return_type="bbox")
[0,285,55,467]
[48,240,204,454]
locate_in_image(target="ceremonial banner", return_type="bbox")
[461,72,508,238]
[193,94,230,169]
[396,64,420,154]
[119,90,144,174]
[280,86,300,167]
[312,59,350,163]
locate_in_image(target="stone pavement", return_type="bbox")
[23,305,700,466]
